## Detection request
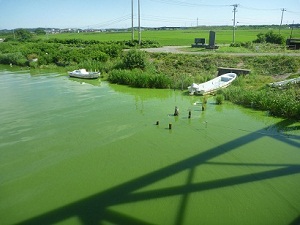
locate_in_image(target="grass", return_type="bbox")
[43,27,300,46]
[222,83,300,119]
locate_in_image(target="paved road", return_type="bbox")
[143,46,300,56]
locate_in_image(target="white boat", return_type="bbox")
[268,77,300,88]
[188,72,237,95]
[68,69,100,79]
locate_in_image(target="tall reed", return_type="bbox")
[223,84,300,119]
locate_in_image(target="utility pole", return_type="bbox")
[138,0,141,45]
[197,17,199,27]
[279,8,286,34]
[290,20,294,38]
[232,4,238,44]
[131,0,134,41]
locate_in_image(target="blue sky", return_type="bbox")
[0,0,299,29]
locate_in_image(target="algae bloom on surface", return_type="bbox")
[0,67,300,225]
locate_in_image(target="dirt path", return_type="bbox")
[142,46,186,53]
[143,46,300,56]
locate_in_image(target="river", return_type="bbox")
[1,66,300,225]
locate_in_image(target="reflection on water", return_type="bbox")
[68,77,102,87]
[0,67,300,225]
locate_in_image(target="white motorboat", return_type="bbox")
[188,72,237,95]
[68,69,100,79]
[268,77,300,88]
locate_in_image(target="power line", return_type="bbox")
[79,15,132,29]
[71,1,300,30]
[287,10,300,15]
[239,5,280,11]
[142,14,199,23]
[148,0,229,7]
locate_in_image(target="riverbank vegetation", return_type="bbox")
[222,82,300,119]
[148,53,300,119]
[0,28,300,119]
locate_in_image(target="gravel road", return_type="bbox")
[143,46,300,56]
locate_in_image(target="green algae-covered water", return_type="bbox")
[1,67,300,225]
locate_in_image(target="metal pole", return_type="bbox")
[290,20,294,38]
[279,8,286,34]
[232,4,238,44]
[131,0,134,41]
[138,0,141,45]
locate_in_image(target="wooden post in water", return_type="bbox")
[174,106,179,116]
[169,123,172,129]
[156,121,159,125]
[188,109,191,119]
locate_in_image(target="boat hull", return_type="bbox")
[69,72,100,79]
[188,73,237,95]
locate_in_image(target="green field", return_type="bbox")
[47,28,300,46]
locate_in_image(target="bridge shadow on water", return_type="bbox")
[17,120,300,225]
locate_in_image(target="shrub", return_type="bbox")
[14,29,33,42]
[254,33,266,43]
[254,31,285,45]
[0,52,27,66]
[265,31,285,45]
[123,49,146,70]
[215,94,224,105]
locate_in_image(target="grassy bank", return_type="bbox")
[105,50,300,119]
[149,52,300,86]
[222,83,300,119]
[0,35,300,119]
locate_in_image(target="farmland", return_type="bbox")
[44,27,300,46]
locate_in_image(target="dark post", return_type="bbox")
[209,31,216,48]
[174,106,179,116]
[188,109,191,118]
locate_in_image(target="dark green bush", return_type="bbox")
[230,42,253,49]
[123,49,146,70]
[14,29,33,42]
[0,52,27,66]
[215,94,224,104]
[254,31,285,45]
